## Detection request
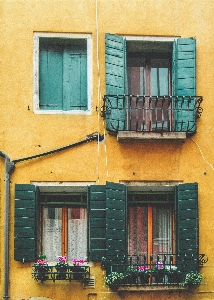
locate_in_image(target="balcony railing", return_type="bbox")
[102,253,208,289]
[102,95,203,135]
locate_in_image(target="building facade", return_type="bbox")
[0,0,213,299]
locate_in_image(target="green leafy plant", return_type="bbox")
[181,271,204,287]
[105,272,125,287]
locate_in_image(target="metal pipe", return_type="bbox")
[0,151,14,300]
[0,132,103,299]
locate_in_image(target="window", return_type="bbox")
[105,34,197,134]
[128,194,174,256]
[33,33,92,114]
[40,194,87,262]
[89,182,198,272]
[14,182,198,273]
[126,42,172,131]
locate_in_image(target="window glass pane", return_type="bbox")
[127,66,146,95]
[67,207,87,261]
[152,204,172,254]
[128,206,148,254]
[151,59,170,96]
[42,207,62,262]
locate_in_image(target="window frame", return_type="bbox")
[33,32,93,115]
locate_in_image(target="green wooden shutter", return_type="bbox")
[14,184,38,262]
[172,38,196,134]
[39,44,63,110]
[89,185,106,261]
[63,44,87,111]
[106,182,127,257]
[105,33,126,132]
[176,182,198,272]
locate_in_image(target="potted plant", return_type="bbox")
[55,256,69,280]
[32,254,49,282]
[137,265,150,284]
[104,272,125,290]
[165,266,182,284]
[181,271,204,288]
[125,267,138,284]
[152,261,168,284]
[70,258,86,280]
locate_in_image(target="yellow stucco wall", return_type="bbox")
[1,0,214,299]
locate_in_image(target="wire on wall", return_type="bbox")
[191,138,214,171]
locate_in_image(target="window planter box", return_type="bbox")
[32,265,90,283]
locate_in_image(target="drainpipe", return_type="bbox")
[0,152,15,300]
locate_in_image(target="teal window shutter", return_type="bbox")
[106,182,127,257]
[172,38,196,133]
[176,182,198,272]
[105,33,126,131]
[39,39,87,111]
[89,185,106,261]
[63,46,87,111]
[14,184,38,262]
[39,46,63,110]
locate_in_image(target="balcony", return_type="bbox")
[102,95,203,141]
[102,253,208,292]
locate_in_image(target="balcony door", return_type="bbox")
[126,44,172,131]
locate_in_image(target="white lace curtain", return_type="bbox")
[42,207,87,262]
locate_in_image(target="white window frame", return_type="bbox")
[33,32,93,115]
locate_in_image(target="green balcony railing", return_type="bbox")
[102,253,208,289]
[102,95,203,135]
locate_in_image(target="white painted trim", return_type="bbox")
[124,35,180,42]
[31,181,96,193]
[33,32,93,115]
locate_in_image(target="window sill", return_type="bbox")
[118,285,187,292]
[117,131,186,141]
[33,109,92,115]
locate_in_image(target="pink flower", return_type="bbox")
[58,256,67,263]
[37,259,47,265]
[138,265,148,271]
[72,258,85,266]
[157,261,164,269]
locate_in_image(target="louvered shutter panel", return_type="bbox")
[39,45,63,110]
[63,46,87,111]
[106,182,127,258]
[89,185,106,261]
[172,38,196,134]
[14,184,38,262]
[105,33,126,132]
[176,182,198,272]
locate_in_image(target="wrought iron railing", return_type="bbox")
[32,264,90,283]
[102,95,203,135]
[102,253,208,287]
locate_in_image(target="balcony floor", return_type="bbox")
[117,131,186,141]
